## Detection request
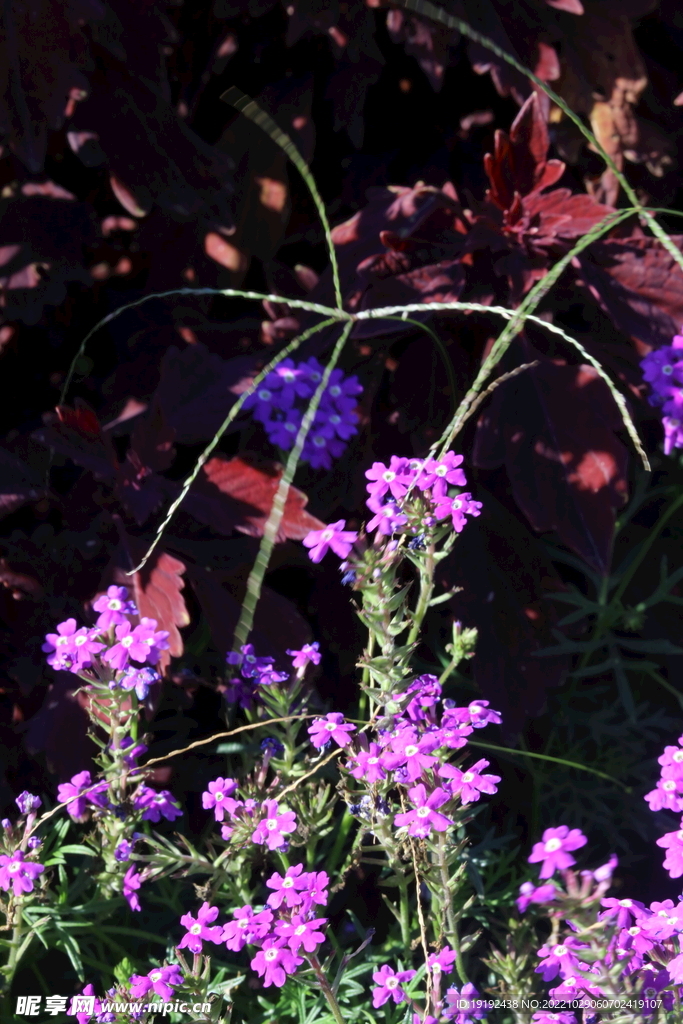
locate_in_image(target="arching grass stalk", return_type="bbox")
[231,319,354,650]
[221,87,343,312]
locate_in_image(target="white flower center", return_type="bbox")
[283,878,294,888]
[435,465,447,476]
[385,977,399,990]
[295,925,307,935]
[321,530,334,541]
[404,745,418,757]
[266,819,278,831]
[544,838,562,852]
[8,862,21,873]
[417,807,431,818]
[109,599,122,610]
[620,900,633,907]
[645,987,657,997]
[121,636,133,648]
[265,948,279,961]
[461,772,474,783]
[214,792,224,801]
[329,385,341,396]
[629,927,641,936]
[57,636,70,646]
[663,780,677,791]
[674,750,683,762]
[75,635,87,646]
[150,972,162,982]
[258,389,272,401]
[382,471,396,483]
[368,757,379,765]
[190,924,202,935]
[325,722,337,732]
[553,945,568,957]
[238,918,249,928]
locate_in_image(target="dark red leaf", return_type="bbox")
[33,400,118,480]
[114,538,190,675]
[578,236,683,348]
[473,358,628,573]
[483,93,565,210]
[185,455,325,542]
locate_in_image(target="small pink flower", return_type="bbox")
[0,851,44,895]
[177,901,223,953]
[223,905,274,951]
[308,713,356,749]
[439,758,500,805]
[371,964,416,1007]
[274,914,327,953]
[251,800,297,851]
[303,521,358,563]
[251,939,303,987]
[123,865,142,912]
[201,777,238,821]
[394,783,452,838]
[528,826,587,879]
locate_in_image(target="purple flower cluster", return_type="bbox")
[243,357,362,470]
[645,735,683,879]
[342,675,501,838]
[182,866,329,988]
[641,332,683,454]
[42,586,168,685]
[200,781,298,852]
[302,451,482,565]
[224,644,289,708]
[364,452,481,537]
[516,796,683,1008]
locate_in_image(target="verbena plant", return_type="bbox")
[3,3,683,1022]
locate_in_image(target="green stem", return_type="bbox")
[392,863,412,948]
[307,954,347,1024]
[407,544,436,646]
[436,834,468,986]
[5,899,25,985]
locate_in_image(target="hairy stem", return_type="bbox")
[307,954,347,1024]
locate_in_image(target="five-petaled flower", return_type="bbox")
[394,784,452,838]
[129,965,183,1001]
[251,939,303,988]
[201,777,239,821]
[251,800,297,850]
[303,521,358,563]
[308,713,356,749]
[177,901,223,953]
[0,851,44,895]
[439,758,501,805]
[371,964,416,1007]
[528,826,587,878]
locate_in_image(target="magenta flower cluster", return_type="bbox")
[336,674,501,839]
[42,585,168,691]
[242,356,362,470]
[640,331,683,454]
[645,734,683,879]
[201,779,298,852]
[516,779,683,1008]
[176,866,330,988]
[302,451,482,564]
